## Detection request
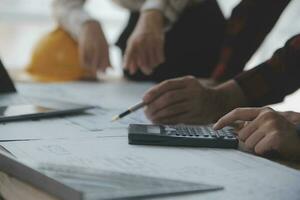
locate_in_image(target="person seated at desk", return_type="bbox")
[53,0,290,82]
[143,34,300,159]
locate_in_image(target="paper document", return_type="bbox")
[0,152,222,200]
[0,81,153,141]
[2,137,300,200]
[66,107,150,132]
[0,107,150,141]
[17,81,153,110]
[38,164,222,200]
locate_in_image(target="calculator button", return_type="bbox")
[191,129,198,136]
[166,131,175,136]
[203,132,209,137]
[209,132,217,137]
[180,131,187,136]
[214,132,220,138]
[218,132,225,139]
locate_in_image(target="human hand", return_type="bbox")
[214,107,300,160]
[78,20,111,78]
[279,111,300,125]
[143,76,246,124]
[123,10,165,75]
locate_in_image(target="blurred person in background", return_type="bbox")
[53,0,290,82]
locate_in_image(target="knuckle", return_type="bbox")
[261,107,274,114]
[262,107,274,112]
[260,110,276,120]
[184,75,195,80]
[232,108,242,115]
[161,79,171,86]
[184,76,197,84]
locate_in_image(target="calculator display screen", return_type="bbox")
[147,125,161,134]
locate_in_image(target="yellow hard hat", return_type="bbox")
[26,28,92,82]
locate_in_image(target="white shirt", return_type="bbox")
[52,0,204,40]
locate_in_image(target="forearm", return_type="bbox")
[213,80,249,117]
[234,34,300,106]
[138,10,164,30]
[212,0,290,81]
[52,0,94,40]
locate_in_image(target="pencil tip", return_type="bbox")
[111,116,119,122]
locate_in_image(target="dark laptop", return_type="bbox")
[0,58,93,122]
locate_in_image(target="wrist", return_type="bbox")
[214,80,249,116]
[139,10,164,30]
[81,20,102,33]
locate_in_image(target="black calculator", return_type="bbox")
[128,124,238,149]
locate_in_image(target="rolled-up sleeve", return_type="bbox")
[141,0,197,29]
[234,34,300,107]
[52,0,93,40]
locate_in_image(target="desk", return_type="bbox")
[0,80,300,200]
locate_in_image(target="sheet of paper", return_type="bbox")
[0,118,91,141]
[0,81,151,141]
[0,106,150,141]
[37,164,222,200]
[17,81,154,110]
[0,150,221,200]
[2,137,300,200]
[65,107,150,132]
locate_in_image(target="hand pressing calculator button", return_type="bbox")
[128,124,238,149]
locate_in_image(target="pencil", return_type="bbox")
[111,101,146,122]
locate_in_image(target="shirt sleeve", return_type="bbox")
[52,0,93,40]
[141,0,194,29]
[212,0,291,81]
[234,34,300,107]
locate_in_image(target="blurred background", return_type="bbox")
[0,0,299,110]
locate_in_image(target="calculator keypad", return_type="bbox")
[165,125,236,139]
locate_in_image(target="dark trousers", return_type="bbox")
[116,0,226,82]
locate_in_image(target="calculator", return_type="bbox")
[128,124,238,149]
